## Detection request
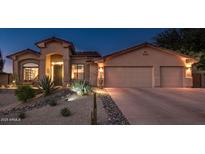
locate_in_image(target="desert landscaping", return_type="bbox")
[0,85,129,125]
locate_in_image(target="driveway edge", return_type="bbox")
[98,89,130,125]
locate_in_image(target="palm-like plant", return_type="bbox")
[0,49,5,73]
[39,76,55,96]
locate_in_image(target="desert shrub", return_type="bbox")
[39,76,55,96]
[70,80,92,95]
[61,108,71,117]
[18,112,26,119]
[15,85,35,102]
[47,99,57,106]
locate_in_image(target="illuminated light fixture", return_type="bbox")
[71,73,74,79]
[99,67,103,73]
[51,62,63,65]
[185,67,192,78]
[98,63,104,68]
[186,63,192,68]
[93,88,106,94]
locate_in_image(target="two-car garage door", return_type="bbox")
[104,66,183,88]
[104,67,153,88]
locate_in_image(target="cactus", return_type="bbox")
[91,92,97,125]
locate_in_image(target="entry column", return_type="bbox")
[39,55,45,80]
[63,57,70,86]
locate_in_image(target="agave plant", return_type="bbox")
[39,76,55,96]
[70,80,92,95]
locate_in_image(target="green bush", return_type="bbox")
[39,76,55,96]
[15,85,35,102]
[70,80,92,95]
[47,99,57,106]
[61,108,71,117]
[18,112,26,119]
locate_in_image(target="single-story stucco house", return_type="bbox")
[7,37,197,88]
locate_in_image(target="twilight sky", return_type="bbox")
[0,28,166,73]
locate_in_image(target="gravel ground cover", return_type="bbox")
[0,87,129,125]
[0,89,70,115]
[96,89,130,125]
[0,89,108,125]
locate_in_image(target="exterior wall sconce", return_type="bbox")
[99,67,103,73]
[185,67,192,78]
[185,59,193,78]
[98,67,104,88]
[97,63,104,88]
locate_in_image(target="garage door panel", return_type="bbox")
[105,67,153,87]
[160,67,183,87]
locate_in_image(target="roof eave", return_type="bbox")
[35,37,76,54]
[6,49,40,59]
[101,43,198,63]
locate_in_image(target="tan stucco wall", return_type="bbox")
[10,42,98,86]
[39,41,71,86]
[89,63,98,86]
[12,52,40,83]
[103,46,192,87]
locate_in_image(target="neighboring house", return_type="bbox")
[7,37,197,88]
[0,72,12,86]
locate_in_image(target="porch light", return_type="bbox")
[98,67,104,88]
[184,58,193,78]
[99,67,103,73]
[186,63,192,68]
[185,67,192,78]
[97,63,104,88]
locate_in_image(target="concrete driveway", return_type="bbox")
[106,88,205,124]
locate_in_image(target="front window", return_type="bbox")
[23,63,39,81]
[71,64,84,80]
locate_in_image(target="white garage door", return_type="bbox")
[104,67,153,87]
[160,67,183,87]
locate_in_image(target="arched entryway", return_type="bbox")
[46,54,64,86]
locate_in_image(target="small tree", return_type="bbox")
[0,49,5,73]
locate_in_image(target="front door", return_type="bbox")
[53,65,63,86]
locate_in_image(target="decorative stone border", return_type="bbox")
[0,89,71,116]
[98,89,130,125]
